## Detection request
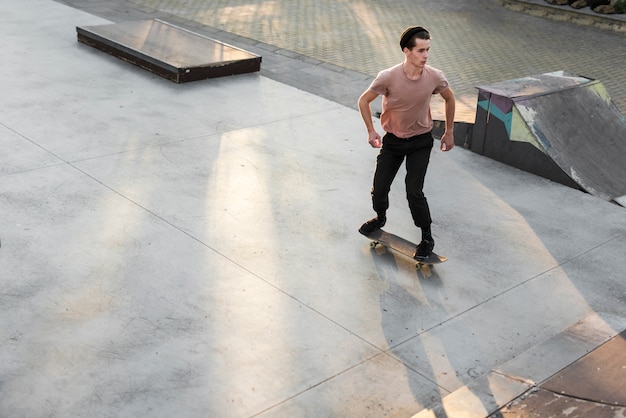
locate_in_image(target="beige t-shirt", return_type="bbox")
[369,63,449,138]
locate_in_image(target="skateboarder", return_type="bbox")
[358,26,456,260]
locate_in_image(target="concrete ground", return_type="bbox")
[1,0,625,417]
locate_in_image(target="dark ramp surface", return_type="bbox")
[541,330,626,407]
[496,330,626,417]
[77,19,261,83]
[475,72,626,206]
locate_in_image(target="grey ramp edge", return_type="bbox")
[516,81,626,203]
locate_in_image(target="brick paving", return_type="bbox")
[58,0,626,118]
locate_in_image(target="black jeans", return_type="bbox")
[371,131,434,228]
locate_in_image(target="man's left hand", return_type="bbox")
[440,131,455,152]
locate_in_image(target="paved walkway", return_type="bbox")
[2,0,625,417]
[56,0,626,121]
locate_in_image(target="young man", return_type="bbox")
[358,26,456,260]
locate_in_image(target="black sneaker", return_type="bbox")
[358,216,386,236]
[414,238,435,260]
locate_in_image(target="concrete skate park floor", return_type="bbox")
[1,1,626,417]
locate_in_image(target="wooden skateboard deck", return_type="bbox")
[362,229,447,269]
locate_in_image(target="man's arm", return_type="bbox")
[439,87,456,151]
[358,90,382,148]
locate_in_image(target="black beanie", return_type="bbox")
[399,26,429,50]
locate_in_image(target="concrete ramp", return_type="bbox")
[472,72,626,206]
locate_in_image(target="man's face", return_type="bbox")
[405,38,430,68]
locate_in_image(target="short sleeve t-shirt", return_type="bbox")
[368,64,449,138]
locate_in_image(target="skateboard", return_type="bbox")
[362,229,447,270]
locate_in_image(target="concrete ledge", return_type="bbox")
[499,0,626,33]
[433,120,474,148]
[77,19,261,83]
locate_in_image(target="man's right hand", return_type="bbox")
[368,131,382,148]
